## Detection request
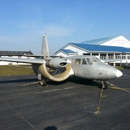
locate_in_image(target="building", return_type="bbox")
[54,35,130,66]
[0,51,33,65]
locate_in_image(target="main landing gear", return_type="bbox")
[38,74,47,86]
[39,78,47,86]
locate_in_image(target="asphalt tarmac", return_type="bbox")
[0,69,130,130]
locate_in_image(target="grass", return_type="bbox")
[0,65,34,76]
[115,66,130,70]
[115,66,124,70]
[0,65,129,77]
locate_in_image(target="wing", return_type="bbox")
[24,54,61,59]
[0,57,45,64]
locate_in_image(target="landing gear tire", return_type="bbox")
[102,81,108,90]
[39,78,46,86]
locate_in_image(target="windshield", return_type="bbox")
[92,57,100,62]
[86,57,100,65]
[86,58,93,64]
[75,57,100,65]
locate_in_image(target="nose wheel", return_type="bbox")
[102,81,108,90]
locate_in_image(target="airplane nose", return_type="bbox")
[116,70,123,78]
[106,66,123,79]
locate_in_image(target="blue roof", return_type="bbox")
[71,43,130,53]
[81,36,117,45]
[55,49,76,54]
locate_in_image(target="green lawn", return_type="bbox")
[0,65,129,77]
[115,66,130,70]
[0,65,34,76]
[115,66,124,70]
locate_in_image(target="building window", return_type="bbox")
[108,54,113,59]
[115,55,120,59]
[122,55,126,59]
[128,56,130,59]
[100,54,106,60]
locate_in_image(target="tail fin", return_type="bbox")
[42,33,50,60]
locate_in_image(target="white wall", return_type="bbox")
[102,36,130,48]
[55,52,77,57]
[56,52,68,57]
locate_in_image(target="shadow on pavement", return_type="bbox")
[0,75,102,89]
[44,126,58,130]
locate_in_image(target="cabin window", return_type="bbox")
[75,59,81,65]
[82,58,87,64]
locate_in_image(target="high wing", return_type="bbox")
[0,57,45,64]
[24,54,61,59]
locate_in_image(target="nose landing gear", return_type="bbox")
[95,81,108,114]
[102,81,108,90]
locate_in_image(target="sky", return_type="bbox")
[0,0,130,55]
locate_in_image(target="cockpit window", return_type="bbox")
[82,58,87,64]
[86,58,93,65]
[93,58,98,62]
[75,59,81,65]
[93,57,101,62]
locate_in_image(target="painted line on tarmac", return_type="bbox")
[106,81,130,93]
[22,82,39,86]
[35,87,75,94]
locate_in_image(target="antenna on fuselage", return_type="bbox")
[42,33,50,60]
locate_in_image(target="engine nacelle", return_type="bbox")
[46,58,68,69]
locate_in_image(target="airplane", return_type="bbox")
[0,34,123,89]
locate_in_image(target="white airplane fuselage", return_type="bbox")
[65,56,122,80]
[31,55,122,83]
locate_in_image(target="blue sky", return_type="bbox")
[0,0,130,54]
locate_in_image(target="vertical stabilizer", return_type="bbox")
[42,33,50,60]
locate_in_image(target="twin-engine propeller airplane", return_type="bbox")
[0,34,123,88]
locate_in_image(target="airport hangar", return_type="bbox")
[54,35,130,66]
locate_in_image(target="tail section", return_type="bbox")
[42,33,50,60]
